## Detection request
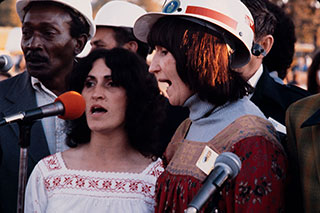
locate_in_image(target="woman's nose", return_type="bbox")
[149,55,160,74]
[91,86,106,100]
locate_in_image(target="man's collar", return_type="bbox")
[31,77,57,98]
[301,108,320,128]
[248,64,263,88]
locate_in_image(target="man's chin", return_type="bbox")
[27,66,49,78]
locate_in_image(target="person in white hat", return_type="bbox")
[133,0,287,212]
[91,0,149,59]
[0,0,95,212]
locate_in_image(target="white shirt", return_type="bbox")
[248,64,264,88]
[31,77,69,154]
[24,153,164,213]
[247,66,286,134]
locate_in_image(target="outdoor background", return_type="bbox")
[0,0,319,88]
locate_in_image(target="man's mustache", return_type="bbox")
[25,52,49,63]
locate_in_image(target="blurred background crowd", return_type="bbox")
[1,0,320,92]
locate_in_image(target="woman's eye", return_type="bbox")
[107,81,117,87]
[161,50,168,55]
[84,81,95,88]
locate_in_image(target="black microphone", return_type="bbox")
[0,91,85,126]
[185,152,242,213]
[0,55,13,72]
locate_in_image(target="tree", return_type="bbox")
[0,0,20,27]
[270,0,320,47]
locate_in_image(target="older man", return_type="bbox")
[0,0,95,212]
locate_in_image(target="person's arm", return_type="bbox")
[24,163,48,212]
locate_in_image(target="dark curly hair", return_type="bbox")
[66,48,167,158]
[148,17,252,107]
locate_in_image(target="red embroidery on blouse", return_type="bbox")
[147,160,164,178]
[42,155,164,199]
[43,155,62,171]
[44,174,156,198]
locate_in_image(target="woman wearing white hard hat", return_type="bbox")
[134,0,287,212]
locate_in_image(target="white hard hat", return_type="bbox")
[95,0,146,28]
[16,0,95,39]
[133,0,254,68]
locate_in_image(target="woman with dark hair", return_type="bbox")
[24,48,166,212]
[307,51,320,94]
[133,0,287,212]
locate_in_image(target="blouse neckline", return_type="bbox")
[57,152,161,175]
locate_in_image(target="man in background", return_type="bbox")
[90,0,149,59]
[238,0,309,135]
[0,0,95,212]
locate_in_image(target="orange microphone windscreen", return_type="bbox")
[55,91,86,120]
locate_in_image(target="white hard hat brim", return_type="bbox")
[134,13,170,44]
[16,0,95,39]
[133,12,251,68]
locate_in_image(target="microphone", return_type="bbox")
[0,91,85,126]
[185,152,242,213]
[0,55,13,72]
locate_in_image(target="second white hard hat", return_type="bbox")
[134,0,255,68]
[16,0,95,39]
[95,0,147,28]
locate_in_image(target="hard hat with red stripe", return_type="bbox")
[133,0,254,68]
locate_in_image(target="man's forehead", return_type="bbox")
[23,2,72,22]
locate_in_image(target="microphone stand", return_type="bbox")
[16,120,34,213]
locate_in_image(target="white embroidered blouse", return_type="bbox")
[24,152,164,213]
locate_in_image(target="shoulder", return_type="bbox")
[286,94,320,133]
[288,93,320,112]
[287,94,320,122]
[231,115,278,139]
[37,153,64,174]
[0,71,31,98]
[259,67,309,99]
[145,158,164,178]
[286,84,310,97]
[0,71,29,87]
[229,115,282,150]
